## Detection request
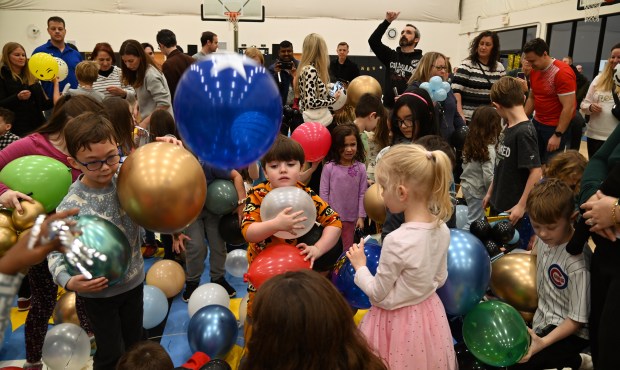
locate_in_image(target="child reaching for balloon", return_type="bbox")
[241,135,342,336]
[346,144,457,370]
[320,124,367,251]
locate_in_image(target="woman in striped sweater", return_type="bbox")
[90,42,136,102]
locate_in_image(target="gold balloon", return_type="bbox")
[145,260,186,298]
[52,292,80,326]
[117,142,207,234]
[364,183,386,224]
[346,75,383,107]
[12,200,45,231]
[490,254,538,312]
[0,210,15,230]
[0,227,18,258]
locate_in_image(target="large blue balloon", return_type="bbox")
[143,285,169,330]
[174,54,282,169]
[331,240,381,309]
[437,229,491,316]
[187,305,238,358]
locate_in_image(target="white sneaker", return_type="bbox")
[579,353,593,370]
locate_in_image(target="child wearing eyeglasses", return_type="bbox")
[48,112,145,369]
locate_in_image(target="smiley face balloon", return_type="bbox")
[28,53,59,81]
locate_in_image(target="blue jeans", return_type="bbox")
[533,119,570,164]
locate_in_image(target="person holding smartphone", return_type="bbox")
[268,40,302,134]
[507,53,532,98]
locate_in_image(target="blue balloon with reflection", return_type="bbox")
[187,304,238,358]
[437,229,491,316]
[174,54,282,169]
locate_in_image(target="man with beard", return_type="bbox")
[369,11,423,108]
[268,40,302,134]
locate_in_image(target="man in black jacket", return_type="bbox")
[368,11,423,108]
[329,42,360,87]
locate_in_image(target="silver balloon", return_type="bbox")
[225,249,249,278]
[42,323,91,370]
[260,186,316,239]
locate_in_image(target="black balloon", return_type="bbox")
[484,239,502,258]
[470,218,491,242]
[452,125,469,151]
[200,359,232,370]
[454,342,490,370]
[491,220,515,245]
[218,213,246,245]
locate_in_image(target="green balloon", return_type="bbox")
[463,300,530,366]
[0,155,72,213]
[66,215,131,286]
[206,179,238,215]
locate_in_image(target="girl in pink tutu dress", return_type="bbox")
[346,144,457,370]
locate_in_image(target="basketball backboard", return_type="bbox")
[577,0,620,10]
[201,0,265,22]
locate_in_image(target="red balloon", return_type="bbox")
[291,122,332,162]
[244,244,311,289]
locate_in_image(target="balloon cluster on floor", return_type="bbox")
[456,209,521,257]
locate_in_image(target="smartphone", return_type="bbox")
[517,72,526,79]
[330,81,343,96]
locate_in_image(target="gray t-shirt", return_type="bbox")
[66,87,105,102]
[48,175,144,298]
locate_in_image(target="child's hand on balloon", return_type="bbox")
[66,275,108,293]
[518,327,543,363]
[155,136,184,148]
[0,190,34,211]
[274,207,307,237]
[297,243,320,268]
[346,239,367,271]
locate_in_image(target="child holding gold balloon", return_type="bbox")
[512,178,591,369]
[241,135,342,335]
[346,144,457,370]
[48,112,145,370]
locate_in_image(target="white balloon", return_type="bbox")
[188,283,231,318]
[238,295,249,327]
[54,57,68,82]
[225,248,249,278]
[42,323,91,370]
[260,186,316,239]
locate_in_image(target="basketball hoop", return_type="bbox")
[583,0,602,22]
[224,11,241,31]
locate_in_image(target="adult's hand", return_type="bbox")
[17,90,31,101]
[385,11,400,22]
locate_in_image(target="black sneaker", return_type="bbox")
[182,281,200,302]
[212,277,237,298]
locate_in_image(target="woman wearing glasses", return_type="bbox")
[451,31,505,122]
[406,52,465,142]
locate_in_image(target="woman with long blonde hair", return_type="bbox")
[581,43,620,157]
[296,33,341,127]
[0,42,53,136]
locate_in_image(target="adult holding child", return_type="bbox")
[0,42,53,137]
[90,42,136,102]
[119,39,173,130]
[451,31,505,122]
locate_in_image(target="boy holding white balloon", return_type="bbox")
[513,178,591,369]
[241,135,342,331]
[47,112,145,370]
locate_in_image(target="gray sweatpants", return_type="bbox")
[184,208,226,283]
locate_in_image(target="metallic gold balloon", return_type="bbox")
[490,253,538,312]
[52,292,80,326]
[363,184,386,224]
[12,200,45,231]
[346,75,383,107]
[0,227,18,258]
[145,260,186,298]
[0,210,15,230]
[117,142,207,234]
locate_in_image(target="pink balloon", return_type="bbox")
[291,122,331,162]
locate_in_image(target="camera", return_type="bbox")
[278,61,293,70]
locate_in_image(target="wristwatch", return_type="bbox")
[553,130,563,137]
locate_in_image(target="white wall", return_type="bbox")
[0,10,460,60]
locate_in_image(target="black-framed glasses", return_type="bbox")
[433,65,448,70]
[75,154,121,171]
[397,118,415,128]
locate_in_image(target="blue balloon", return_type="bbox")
[437,229,491,316]
[433,89,448,102]
[143,285,169,329]
[188,305,238,358]
[429,76,444,90]
[441,81,451,92]
[174,54,282,169]
[455,204,468,229]
[509,229,521,245]
[331,240,381,309]
[419,82,431,94]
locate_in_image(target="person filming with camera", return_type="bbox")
[269,40,302,134]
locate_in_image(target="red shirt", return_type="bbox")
[530,59,576,126]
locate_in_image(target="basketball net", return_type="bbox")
[225,11,240,31]
[583,0,602,22]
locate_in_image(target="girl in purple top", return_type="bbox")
[320,124,367,251]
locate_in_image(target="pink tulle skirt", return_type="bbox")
[359,293,456,370]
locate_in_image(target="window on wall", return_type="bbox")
[547,12,620,81]
[497,26,537,70]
